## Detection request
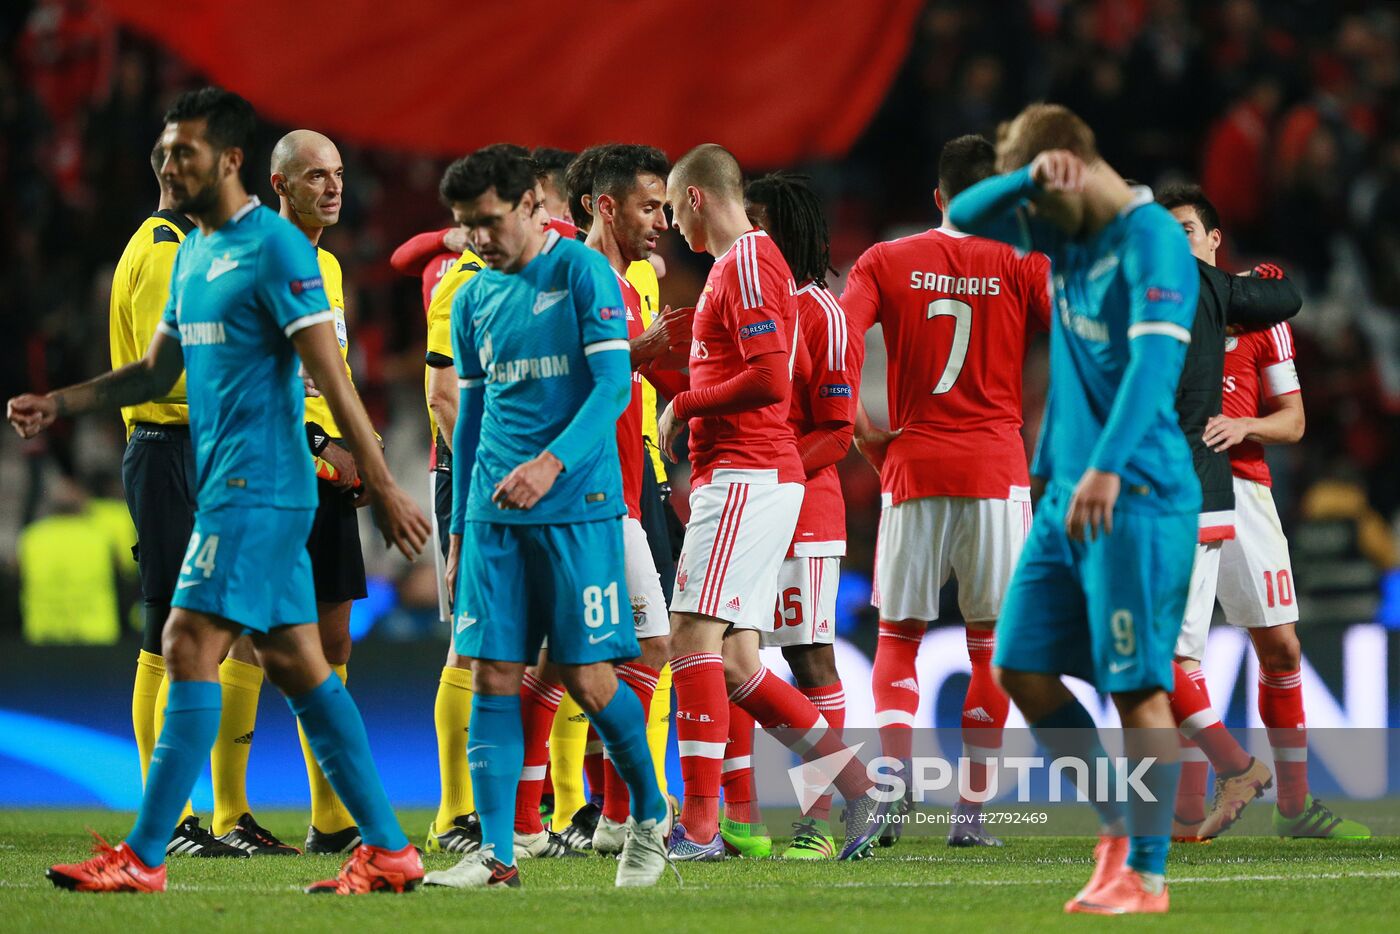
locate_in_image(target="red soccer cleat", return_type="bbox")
[1067,868,1170,915]
[48,834,167,893]
[1063,834,1128,912]
[304,843,423,895]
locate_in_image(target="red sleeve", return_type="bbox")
[391,229,450,277]
[723,241,792,361]
[802,293,857,428]
[672,351,786,418]
[641,365,689,401]
[839,246,882,335]
[797,424,854,474]
[1262,322,1296,365]
[1018,250,1053,333]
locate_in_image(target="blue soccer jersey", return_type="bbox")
[158,197,332,511]
[449,231,630,527]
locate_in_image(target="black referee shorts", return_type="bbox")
[639,463,682,604]
[307,469,368,605]
[122,423,197,653]
[433,438,453,561]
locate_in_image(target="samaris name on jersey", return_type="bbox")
[908,272,1002,295]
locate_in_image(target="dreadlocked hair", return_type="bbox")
[744,172,833,288]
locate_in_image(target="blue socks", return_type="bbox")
[127,680,222,867]
[1126,758,1179,877]
[288,674,407,852]
[587,681,667,824]
[469,692,525,865]
[1029,699,1125,831]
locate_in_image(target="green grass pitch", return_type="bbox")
[2,807,1398,932]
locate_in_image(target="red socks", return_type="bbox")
[600,663,659,824]
[872,621,923,761]
[1172,666,1212,824]
[961,629,1009,806]
[731,667,871,801]
[799,682,845,821]
[1170,662,1252,776]
[672,652,727,841]
[584,726,604,802]
[515,671,564,834]
[721,703,758,824]
[1259,667,1307,817]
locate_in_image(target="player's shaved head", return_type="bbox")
[271,129,338,177]
[670,143,743,201]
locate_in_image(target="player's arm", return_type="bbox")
[425,254,482,451]
[853,400,900,472]
[947,155,1076,252]
[1204,329,1304,450]
[427,358,458,453]
[1069,222,1199,541]
[492,253,632,511]
[1222,262,1302,327]
[631,304,692,370]
[796,305,857,475]
[8,328,183,438]
[391,227,469,277]
[444,293,486,604]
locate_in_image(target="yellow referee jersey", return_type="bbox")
[625,258,668,484]
[110,210,193,436]
[423,247,486,440]
[303,248,354,438]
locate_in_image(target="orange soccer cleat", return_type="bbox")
[47,834,167,893]
[305,843,423,895]
[1066,868,1170,915]
[1064,834,1128,912]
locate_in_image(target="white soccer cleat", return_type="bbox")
[514,829,585,859]
[592,816,627,856]
[422,847,521,889]
[615,817,675,888]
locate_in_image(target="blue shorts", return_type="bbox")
[171,505,318,633]
[454,517,638,666]
[994,484,1195,694]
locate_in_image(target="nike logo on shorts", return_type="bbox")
[1109,659,1136,673]
[176,580,201,590]
[588,631,616,645]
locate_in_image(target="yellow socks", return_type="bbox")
[152,674,195,823]
[132,650,166,785]
[648,663,672,799]
[549,692,590,831]
[210,657,262,836]
[297,664,355,833]
[433,665,475,832]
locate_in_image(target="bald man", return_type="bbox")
[202,131,370,858]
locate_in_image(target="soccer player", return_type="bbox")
[14,86,430,895]
[112,138,243,859]
[948,104,1199,914]
[416,159,491,856]
[737,171,861,860]
[659,144,884,862]
[843,135,1050,848]
[419,144,669,890]
[1161,186,1369,840]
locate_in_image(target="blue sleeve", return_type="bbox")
[1088,214,1199,474]
[946,165,1052,252]
[256,221,331,336]
[158,242,185,340]
[450,284,484,535]
[545,250,630,471]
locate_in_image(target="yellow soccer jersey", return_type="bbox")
[625,258,668,483]
[302,248,354,437]
[423,247,486,440]
[110,210,193,436]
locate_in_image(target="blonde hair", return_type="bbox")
[996,103,1098,173]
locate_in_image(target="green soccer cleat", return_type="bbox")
[1273,796,1371,839]
[782,818,836,860]
[719,817,773,858]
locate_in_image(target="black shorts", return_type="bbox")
[307,474,368,604]
[639,464,682,603]
[122,423,197,609]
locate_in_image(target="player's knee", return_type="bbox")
[161,613,215,680]
[320,633,351,667]
[1256,632,1301,672]
[639,634,670,670]
[783,645,837,687]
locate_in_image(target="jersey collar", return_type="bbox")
[935,223,970,238]
[1117,185,1155,220]
[152,209,195,235]
[230,195,261,224]
[541,228,562,254]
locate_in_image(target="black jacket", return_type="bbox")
[1175,261,1302,525]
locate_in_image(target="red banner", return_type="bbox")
[97,0,921,166]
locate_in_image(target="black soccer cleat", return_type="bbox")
[558,800,602,851]
[167,815,250,858]
[218,812,301,856]
[426,811,483,855]
[305,823,363,855]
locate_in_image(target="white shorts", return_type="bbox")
[671,475,803,631]
[623,516,669,640]
[762,556,840,648]
[872,489,1032,623]
[1175,477,1298,661]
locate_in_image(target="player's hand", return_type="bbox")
[493,451,564,510]
[1030,150,1087,193]
[319,442,359,491]
[444,227,471,255]
[854,426,901,473]
[658,400,683,463]
[6,393,58,439]
[1066,468,1120,542]
[367,481,431,559]
[1202,414,1254,453]
[633,305,693,369]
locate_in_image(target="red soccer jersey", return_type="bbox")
[683,229,803,486]
[841,226,1051,503]
[422,252,459,313]
[1223,322,1299,486]
[614,273,646,519]
[788,283,860,555]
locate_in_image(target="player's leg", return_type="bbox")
[513,652,570,853]
[550,693,594,845]
[298,600,359,853]
[639,464,678,801]
[207,635,277,849]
